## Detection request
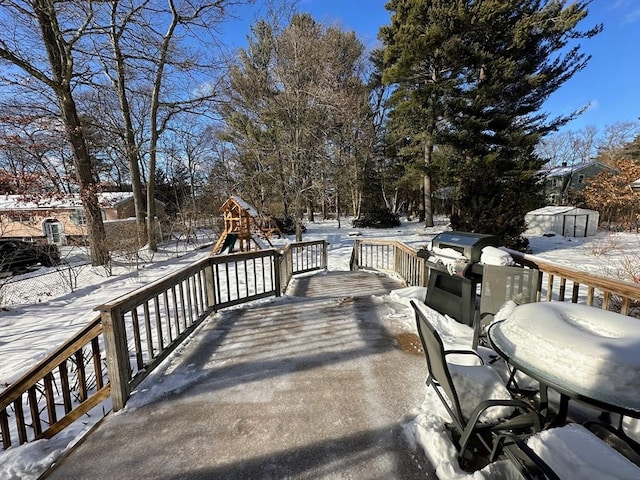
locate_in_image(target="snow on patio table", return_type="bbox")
[491,302,640,412]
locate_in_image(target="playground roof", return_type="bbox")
[220,196,259,217]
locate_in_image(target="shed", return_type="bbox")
[525,206,599,237]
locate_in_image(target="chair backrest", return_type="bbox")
[476,265,540,347]
[480,265,540,319]
[411,300,465,424]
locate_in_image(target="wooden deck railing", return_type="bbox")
[0,240,327,451]
[350,239,427,287]
[507,249,640,314]
[279,240,328,292]
[350,239,640,315]
[0,315,109,450]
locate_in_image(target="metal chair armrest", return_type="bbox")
[443,349,485,365]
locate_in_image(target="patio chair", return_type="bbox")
[475,265,541,398]
[583,420,640,467]
[410,300,541,466]
[474,264,540,349]
[491,423,640,479]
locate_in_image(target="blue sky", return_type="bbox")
[226,0,639,135]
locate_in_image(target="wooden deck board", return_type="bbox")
[44,271,436,480]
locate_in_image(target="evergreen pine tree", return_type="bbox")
[378,0,601,248]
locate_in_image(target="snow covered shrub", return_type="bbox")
[586,234,622,257]
[274,216,305,235]
[352,209,401,228]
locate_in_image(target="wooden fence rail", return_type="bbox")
[351,239,427,287]
[507,249,640,314]
[279,240,328,292]
[0,315,109,450]
[0,241,327,451]
[350,239,640,314]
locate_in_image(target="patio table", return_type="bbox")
[487,302,640,424]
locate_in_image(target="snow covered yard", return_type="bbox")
[2,217,640,479]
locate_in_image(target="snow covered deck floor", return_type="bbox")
[44,271,437,479]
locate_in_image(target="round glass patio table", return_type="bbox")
[488,302,640,419]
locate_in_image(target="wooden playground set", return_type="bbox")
[211,196,283,255]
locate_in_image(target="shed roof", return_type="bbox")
[526,206,598,216]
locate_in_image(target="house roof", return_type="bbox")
[0,192,134,211]
[543,161,614,178]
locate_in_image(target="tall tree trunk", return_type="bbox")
[59,92,109,265]
[423,139,434,227]
[307,200,314,222]
[146,134,158,250]
[33,0,108,265]
[295,198,304,242]
[336,189,341,228]
[109,8,147,247]
[145,0,181,251]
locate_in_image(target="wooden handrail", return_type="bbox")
[1,240,328,451]
[0,315,103,411]
[507,250,640,302]
[507,249,640,314]
[351,239,640,315]
[351,239,427,287]
[0,315,107,450]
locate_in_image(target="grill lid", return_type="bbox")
[431,231,498,263]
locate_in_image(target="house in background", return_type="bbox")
[0,192,165,245]
[543,161,616,205]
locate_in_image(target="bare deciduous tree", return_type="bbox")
[0,0,109,265]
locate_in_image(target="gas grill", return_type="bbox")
[419,231,499,326]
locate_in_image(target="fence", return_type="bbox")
[0,262,89,308]
[0,240,327,451]
[0,315,109,450]
[350,239,427,287]
[507,249,640,315]
[350,239,640,314]
[279,240,328,292]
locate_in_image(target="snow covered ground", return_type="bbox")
[1,217,640,479]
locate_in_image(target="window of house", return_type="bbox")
[69,209,86,225]
[578,174,585,184]
[7,213,34,223]
[69,209,106,224]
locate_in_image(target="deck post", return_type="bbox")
[204,262,216,309]
[273,250,282,296]
[322,241,328,269]
[99,306,131,411]
[350,240,360,271]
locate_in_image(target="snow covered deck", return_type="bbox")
[44,271,437,479]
